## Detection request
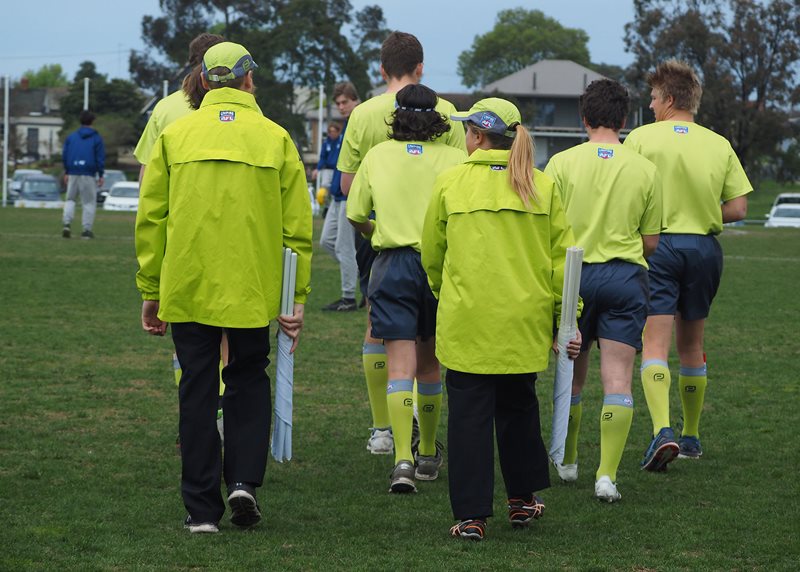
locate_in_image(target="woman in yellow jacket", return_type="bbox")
[422,98,580,541]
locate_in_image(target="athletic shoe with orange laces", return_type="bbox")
[507,495,545,528]
[450,519,486,541]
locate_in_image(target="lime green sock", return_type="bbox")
[563,395,582,465]
[363,343,390,428]
[641,360,671,436]
[173,353,181,386]
[416,382,442,456]
[218,358,225,397]
[597,395,634,482]
[679,366,708,438]
[387,379,414,463]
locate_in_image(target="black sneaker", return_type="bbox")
[227,483,261,527]
[450,519,486,541]
[508,495,545,528]
[81,229,94,239]
[62,226,71,238]
[321,297,357,312]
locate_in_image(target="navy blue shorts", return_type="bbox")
[368,248,437,341]
[578,260,649,351]
[355,231,377,300]
[647,234,723,321]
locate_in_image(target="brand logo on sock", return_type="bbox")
[685,385,697,392]
[602,412,613,421]
[403,398,413,407]
[374,361,385,369]
[654,373,665,381]
[422,404,434,412]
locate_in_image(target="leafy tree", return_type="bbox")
[457,9,591,89]
[129,0,387,144]
[19,64,68,88]
[624,0,800,177]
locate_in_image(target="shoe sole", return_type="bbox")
[455,531,483,541]
[228,491,261,527]
[595,492,621,503]
[642,442,679,471]
[677,452,702,459]
[389,478,417,494]
[367,444,393,455]
[414,469,439,481]
[186,523,219,533]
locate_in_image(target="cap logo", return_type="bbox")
[479,113,497,129]
[219,111,236,122]
[673,125,689,134]
[597,148,614,160]
[406,144,423,155]
[490,165,507,171]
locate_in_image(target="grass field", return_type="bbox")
[1,187,799,570]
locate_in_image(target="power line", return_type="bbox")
[0,49,134,61]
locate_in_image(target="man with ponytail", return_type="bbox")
[422,98,580,541]
[347,84,466,493]
[545,79,662,502]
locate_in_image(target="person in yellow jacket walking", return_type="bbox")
[135,42,312,534]
[422,98,580,541]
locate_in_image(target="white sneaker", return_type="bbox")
[553,461,578,482]
[367,428,393,455]
[594,476,621,502]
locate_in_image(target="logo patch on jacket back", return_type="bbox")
[673,125,689,134]
[490,165,507,171]
[406,144,423,155]
[597,147,614,159]
[219,111,236,122]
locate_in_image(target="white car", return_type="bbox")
[765,204,800,228]
[14,175,64,209]
[770,192,800,210]
[104,181,140,211]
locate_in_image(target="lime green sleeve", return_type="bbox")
[640,170,663,235]
[345,157,373,223]
[280,139,314,305]
[133,112,161,165]
[721,147,753,202]
[421,179,448,299]
[547,183,580,321]
[135,134,170,301]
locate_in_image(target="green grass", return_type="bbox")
[1,205,799,571]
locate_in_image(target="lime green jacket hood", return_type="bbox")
[422,149,579,374]
[135,87,313,328]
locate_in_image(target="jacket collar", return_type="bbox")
[201,87,262,113]
[465,148,510,165]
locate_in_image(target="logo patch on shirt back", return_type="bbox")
[673,125,689,134]
[219,110,236,122]
[406,144,423,155]
[490,165,507,171]
[597,147,614,159]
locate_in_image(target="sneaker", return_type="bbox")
[594,476,621,503]
[507,495,545,528]
[678,435,703,459]
[184,515,219,534]
[80,229,94,239]
[227,483,261,527]
[553,460,578,482]
[641,427,679,471]
[450,519,485,541]
[366,427,393,455]
[321,297,357,312]
[62,226,71,238]
[389,460,416,493]
[414,444,443,481]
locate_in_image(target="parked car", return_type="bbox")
[104,181,140,211]
[8,169,43,202]
[770,192,800,210]
[14,175,64,209]
[765,204,800,228]
[98,169,127,205]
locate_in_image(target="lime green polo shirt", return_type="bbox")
[337,92,467,174]
[545,142,662,267]
[624,121,752,235]
[133,90,194,164]
[422,149,579,374]
[347,140,466,251]
[135,87,313,328]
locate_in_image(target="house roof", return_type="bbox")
[483,60,607,97]
[1,87,68,117]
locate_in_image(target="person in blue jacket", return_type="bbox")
[62,110,105,239]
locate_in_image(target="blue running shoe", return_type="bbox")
[678,435,703,458]
[641,427,679,471]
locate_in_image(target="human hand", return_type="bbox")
[277,303,305,353]
[311,169,318,181]
[552,329,582,360]
[142,300,168,336]
[97,176,104,188]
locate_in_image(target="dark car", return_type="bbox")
[15,175,64,209]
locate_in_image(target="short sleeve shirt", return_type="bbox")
[134,90,194,165]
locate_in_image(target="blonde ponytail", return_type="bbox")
[507,124,537,207]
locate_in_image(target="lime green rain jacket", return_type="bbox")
[422,149,578,374]
[135,88,312,328]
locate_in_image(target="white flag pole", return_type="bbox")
[83,78,90,110]
[316,84,323,196]
[2,76,9,207]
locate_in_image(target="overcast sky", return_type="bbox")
[0,0,634,92]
